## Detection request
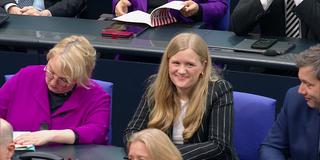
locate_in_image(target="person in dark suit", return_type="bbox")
[123,33,237,160]
[0,0,85,17]
[259,45,320,159]
[231,0,320,41]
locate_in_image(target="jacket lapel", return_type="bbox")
[34,78,50,117]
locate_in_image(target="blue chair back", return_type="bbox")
[4,74,14,81]
[4,75,113,144]
[233,91,276,160]
[92,79,113,144]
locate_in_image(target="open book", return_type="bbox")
[113,1,185,27]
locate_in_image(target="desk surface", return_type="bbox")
[0,15,317,70]
[13,145,126,160]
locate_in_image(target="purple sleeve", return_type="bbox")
[169,0,227,27]
[112,0,118,14]
[112,0,148,14]
[72,90,111,144]
[0,68,26,118]
[0,75,16,118]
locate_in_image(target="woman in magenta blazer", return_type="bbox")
[0,35,110,146]
[112,0,227,29]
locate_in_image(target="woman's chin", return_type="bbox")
[48,87,63,94]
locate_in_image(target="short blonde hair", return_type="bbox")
[47,35,96,88]
[128,128,182,160]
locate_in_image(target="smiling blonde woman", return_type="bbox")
[124,33,237,160]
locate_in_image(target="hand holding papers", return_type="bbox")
[113,1,185,27]
[14,132,35,151]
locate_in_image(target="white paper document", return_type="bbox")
[113,1,185,27]
[13,131,36,151]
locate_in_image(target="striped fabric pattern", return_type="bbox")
[123,75,236,160]
[285,0,300,38]
[151,8,177,27]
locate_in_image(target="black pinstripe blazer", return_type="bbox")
[231,0,320,41]
[124,76,237,160]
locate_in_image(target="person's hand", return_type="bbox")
[40,9,52,16]
[115,0,131,17]
[14,130,53,146]
[21,6,41,16]
[180,0,199,17]
[8,6,22,14]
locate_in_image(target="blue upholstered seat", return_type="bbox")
[233,91,276,160]
[4,75,113,144]
[92,79,113,144]
[4,74,13,81]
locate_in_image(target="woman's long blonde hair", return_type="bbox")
[128,128,182,160]
[147,33,218,140]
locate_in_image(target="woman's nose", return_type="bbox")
[177,65,187,74]
[49,76,59,86]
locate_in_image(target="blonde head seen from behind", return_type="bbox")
[147,33,217,140]
[46,35,96,88]
[128,128,182,160]
[0,118,14,160]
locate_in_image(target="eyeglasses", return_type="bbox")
[44,66,71,86]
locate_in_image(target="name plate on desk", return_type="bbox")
[234,39,296,56]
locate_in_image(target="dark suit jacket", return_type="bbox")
[231,0,320,41]
[0,0,85,17]
[124,75,237,160]
[259,86,320,159]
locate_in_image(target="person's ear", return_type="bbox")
[202,60,207,66]
[7,143,15,159]
[202,60,207,70]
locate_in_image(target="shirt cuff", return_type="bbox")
[4,3,18,13]
[73,130,79,144]
[260,0,274,11]
[294,0,303,6]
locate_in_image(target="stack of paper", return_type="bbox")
[13,131,35,151]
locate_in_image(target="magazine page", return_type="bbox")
[113,1,184,27]
[151,0,185,13]
[113,10,152,26]
[150,1,184,27]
